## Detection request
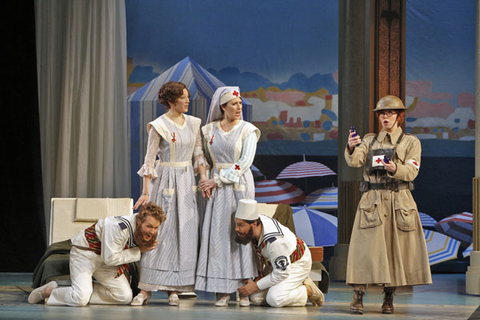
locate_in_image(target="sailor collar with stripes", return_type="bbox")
[257,215,284,247]
[114,214,138,248]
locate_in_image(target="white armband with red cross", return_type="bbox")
[405,159,420,170]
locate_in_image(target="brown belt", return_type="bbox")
[360,181,414,192]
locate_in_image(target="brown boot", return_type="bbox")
[381,287,395,314]
[350,290,365,314]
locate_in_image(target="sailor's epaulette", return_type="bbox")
[267,237,277,243]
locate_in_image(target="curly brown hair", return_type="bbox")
[137,201,166,224]
[158,81,189,109]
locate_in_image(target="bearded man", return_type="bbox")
[235,199,324,308]
[28,202,165,306]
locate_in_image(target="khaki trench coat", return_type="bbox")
[345,127,432,287]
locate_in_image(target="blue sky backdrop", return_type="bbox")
[126,0,339,84]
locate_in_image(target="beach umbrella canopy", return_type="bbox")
[423,229,461,265]
[251,164,265,179]
[292,206,337,247]
[435,212,473,243]
[255,180,305,205]
[463,243,473,258]
[276,155,336,179]
[127,56,253,200]
[302,187,338,210]
[419,212,437,228]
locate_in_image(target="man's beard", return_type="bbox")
[235,227,254,245]
[134,226,157,247]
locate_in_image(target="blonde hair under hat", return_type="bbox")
[235,199,259,221]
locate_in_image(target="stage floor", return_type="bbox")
[1,273,478,320]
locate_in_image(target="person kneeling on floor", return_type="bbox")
[235,199,324,307]
[28,202,165,306]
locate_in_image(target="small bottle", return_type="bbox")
[383,156,390,164]
[351,125,360,146]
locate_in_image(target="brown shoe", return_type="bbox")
[350,290,364,314]
[304,277,324,307]
[381,288,395,314]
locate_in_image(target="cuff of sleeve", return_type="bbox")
[131,247,141,262]
[391,163,407,179]
[256,278,270,291]
[193,156,210,174]
[220,169,240,184]
[137,164,158,179]
[213,173,224,188]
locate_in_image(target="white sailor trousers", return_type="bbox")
[46,246,132,306]
[251,246,312,307]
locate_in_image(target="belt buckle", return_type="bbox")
[384,181,398,192]
[359,181,369,192]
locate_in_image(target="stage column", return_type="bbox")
[466,0,480,296]
[330,0,375,281]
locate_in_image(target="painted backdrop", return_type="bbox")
[126,0,475,157]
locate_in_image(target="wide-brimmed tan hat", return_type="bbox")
[372,95,407,112]
[235,199,259,221]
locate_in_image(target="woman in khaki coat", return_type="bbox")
[345,95,432,315]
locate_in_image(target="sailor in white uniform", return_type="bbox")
[28,202,165,306]
[235,199,324,307]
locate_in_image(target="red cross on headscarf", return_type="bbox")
[235,164,240,170]
[171,132,176,143]
[233,90,239,97]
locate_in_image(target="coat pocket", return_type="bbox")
[395,207,417,231]
[359,203,382,229]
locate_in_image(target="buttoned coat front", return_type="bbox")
[344,127,432,287]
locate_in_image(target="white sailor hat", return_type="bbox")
[235,199,259,221]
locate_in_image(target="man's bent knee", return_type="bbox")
[69,291,91,306]
[266,293,288,308]
[111,289,133,304]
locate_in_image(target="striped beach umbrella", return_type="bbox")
[276,155,336,179]
[435,212,473,243]
[419,212,437,228]
[302,187,338,210]
[251,164,265,179]
[292,206,337,247]
[463,243,473,258]
[127,56,253,200]
[423,229,461,265]
[255,180,305,205]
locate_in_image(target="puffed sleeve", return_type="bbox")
[256,239,292,290]
[101,220,141,266]
[216,131,258,185]
[137,127,160,179]
[390,136,421,181]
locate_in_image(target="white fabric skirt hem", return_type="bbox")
[138,282,194,292]
[194,276,246,294]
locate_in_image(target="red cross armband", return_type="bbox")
[405,159,420,170]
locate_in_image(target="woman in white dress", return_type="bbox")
[131,81,208,306]
[196,86,260,307]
